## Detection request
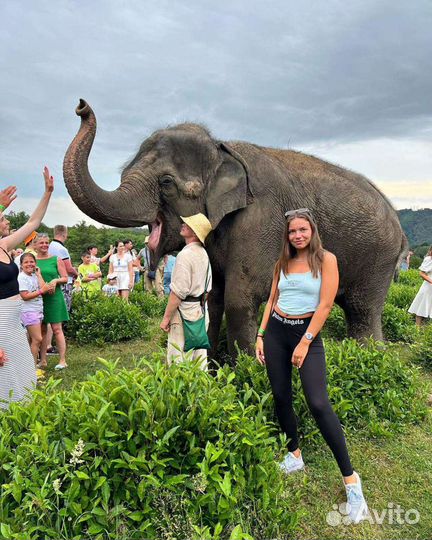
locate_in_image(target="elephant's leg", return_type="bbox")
[224,285,260,358]
[337,276,390,341]
[207,282,225,364]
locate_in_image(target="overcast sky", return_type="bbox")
[1,0,431,227]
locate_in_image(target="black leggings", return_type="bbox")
[264,311,353,477]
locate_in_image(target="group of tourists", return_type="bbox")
[2,168,432,526]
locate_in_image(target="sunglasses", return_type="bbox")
[284,208,312,218]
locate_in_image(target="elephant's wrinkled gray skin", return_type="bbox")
[64,99,407,356]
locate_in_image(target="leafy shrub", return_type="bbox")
[411,323,432,367]
[386,283,417,310]
[321,305,347,340]
[129,290,167,317]
[397,268,422,287]
[228,339,427,442]
[323,339,427,436]
[66,293,149,345]
[382,303,417,343]
[0,359,301,540]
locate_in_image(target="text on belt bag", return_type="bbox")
[179,263,211,351]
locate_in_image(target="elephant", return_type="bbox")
[63,99,407,357]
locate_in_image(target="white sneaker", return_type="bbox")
[344,471,369,524]
[279,451,305,474]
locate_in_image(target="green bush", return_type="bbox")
[321,305,347,340]
[411,323,432,367]
[66,293,149,345]
[129,290,167,317]
[228,339,427,442]
[0,359,301,540]
[397,268,422,287]
[386,283,417,310]
[382,303,417,343]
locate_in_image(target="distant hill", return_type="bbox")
[398,209,432,246]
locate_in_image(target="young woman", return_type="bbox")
[18,252,54,366]
[108,241,133,300]
[408,246,432,325]
[35,233,69,370]
[0,167,53,409]
[256,208,368,524]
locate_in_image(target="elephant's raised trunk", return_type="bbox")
[63,99,151,227]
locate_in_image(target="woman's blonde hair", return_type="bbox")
[427,246,432,257]
[274,209,324,279]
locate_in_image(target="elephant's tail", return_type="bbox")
[394,232,409,281]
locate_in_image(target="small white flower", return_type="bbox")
[53,479,62,494]
[69,438,85,465]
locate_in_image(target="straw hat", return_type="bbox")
[180,213,212,244]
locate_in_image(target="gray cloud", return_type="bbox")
[1,0,431,204]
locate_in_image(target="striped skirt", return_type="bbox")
[0,296,36,410]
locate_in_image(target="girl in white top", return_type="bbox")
[18,245,54,366]
[108,241,133,300]
[408,246,432,325]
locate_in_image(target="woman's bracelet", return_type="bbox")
[256,335,264,340]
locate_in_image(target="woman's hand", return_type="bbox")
[47,278,57,293]
[0,347,7,367]
[41,282,55,294]
[43,166,54,193]
[291,341,310,369]
[0,186,17,210]
[255,336,265,365]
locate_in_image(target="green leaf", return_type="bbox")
[161,425,180,444]
[0,523,12,538]
[94,476,107,490]
[76,471,90,480]
[87,522,104,534]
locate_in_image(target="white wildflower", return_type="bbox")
[52,479,62,494]
[69,438,85,466]
[191,472,208,494]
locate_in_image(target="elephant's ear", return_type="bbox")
[206,143,253,228]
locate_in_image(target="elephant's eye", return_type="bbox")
[159,175,174,187]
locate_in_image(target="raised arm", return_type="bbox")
[0,167,54,252]
[100,246,114,264]
[0,186,17,211]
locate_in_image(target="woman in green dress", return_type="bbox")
[35,233,69,370]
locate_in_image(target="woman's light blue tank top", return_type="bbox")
[277,270,321,315]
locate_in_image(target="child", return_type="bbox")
[102,273,119,297]
[18,252,54,369]
[78,251,102,295]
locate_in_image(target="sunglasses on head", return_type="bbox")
[284,208,312,218]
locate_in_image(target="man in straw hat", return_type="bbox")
[160,213,212,368]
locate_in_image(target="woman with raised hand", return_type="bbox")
[0,167,53,409]
[256,208,368,524]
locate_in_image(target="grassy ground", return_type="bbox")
[41,327,432,540]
